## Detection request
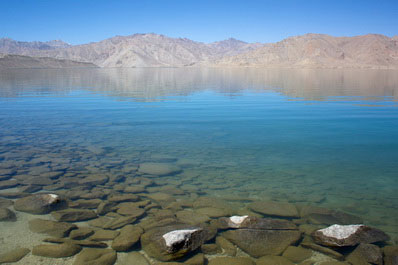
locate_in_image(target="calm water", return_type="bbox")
[0,68,398,262]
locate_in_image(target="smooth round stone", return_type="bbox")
[208,257,255,265]
[32,243,82,258]
[0,179,18,189]
[201,243,222,254]
[138,163,181,176]
[216,236,237,256]
[256,256,294,265]
[52,209,97,222]
[222,229,302,257]
[0,247,30,263]
[111,225,143,251]
[282,246,313,263]
[124,186,146,193]
[118,252,149,265]
[78,175,109,186]
[248,201,299,218]
[73,248,117,265]
[0,208,16,221]
[176,210,210,225]
[90,229,120,241]
[196,207,231,218]
[117,206,145,217]
[29,218,77,237]
[108,194,139,203]
[0,198,13,208]
[14,193,64,214]
[69,227,95,240]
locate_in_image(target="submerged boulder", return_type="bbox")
[312,224,390,247]
[14,193,64,214]
[222,229,302,257]
[216,216,297,230]
[141,225,207,261]
[0,247,30,263]
[29,218,77,237]
[52,209,97,222]
[138,163,181,176]
[32,243,81,258]
[73,248,117,265]
[248,201,299,218]
[0,208,16,221]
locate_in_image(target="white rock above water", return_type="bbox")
[162,229,200,248]
[228,215,249,228]
[312,224,390,247]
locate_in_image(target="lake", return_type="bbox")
[0,68,397,264]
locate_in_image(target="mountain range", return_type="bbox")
[1,33,397,69]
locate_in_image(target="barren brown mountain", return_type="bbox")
[1,33,397,68]
[0,54,96,69]
[213,34,398,69]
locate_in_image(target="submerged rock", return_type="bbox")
[0,247,30,263]
[346,243,383,265]
[111,225,143,251]
[89,215,137,230]
[217,216,297,230]
[0,208,16,221]
[14,193,64,214]
[138,163,181,176]
[118,252,149,265]
[0,179,18,189]
[69,227,94,240]
[208,257,255,265]
[382,245,398,265]
[52,208,97,222]
[90,229,120,241]
[44,237,108,248]
[0,197,13,208]
[215,236,237,256]
[73,248,117,265]
[248,201,299,218]
[32,243,81,258]
[300,206,362,225]
[312,224,390,247]
[29,218,77,237]
[256,256,294,265]
[282,246,313,263]
[141,225,207,261]
[222,229,302,257]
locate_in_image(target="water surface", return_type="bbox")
[0,68,397,262]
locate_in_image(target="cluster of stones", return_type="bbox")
[0,159,397,265]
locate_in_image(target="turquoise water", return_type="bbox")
[0,68,398,254]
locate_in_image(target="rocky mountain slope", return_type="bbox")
[0,54,97,69]
[0,34,262,67]
[212,34,398,69]
[1,33,397,68]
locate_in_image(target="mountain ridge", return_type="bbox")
[1,33,397,69]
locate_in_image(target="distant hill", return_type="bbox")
[0,38,70,54]
[0,54,97,69]
[1,33,397,69]
[212,34,398,69]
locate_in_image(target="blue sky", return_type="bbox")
[1,0,397,44]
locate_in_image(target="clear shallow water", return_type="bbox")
[0,68,398,262]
